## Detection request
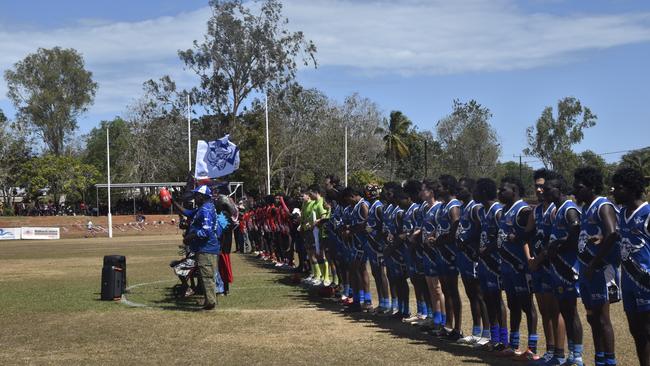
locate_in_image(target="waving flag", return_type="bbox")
[194,134,240,179]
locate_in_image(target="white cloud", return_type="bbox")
[282,0,650,74]
[1,0,650,120]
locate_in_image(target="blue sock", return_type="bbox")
[433,311,442,325]
[441,313,447,325]
[353,290,361,304]
[472,325,481,337]
[528,333,538,353]
[391,298,398,311]
[343,284,350,297]
[403,302,410,315]
[482,328,491,339]
[604,352,616,365]
[427,304,433,319]
[500,327,509,346]
[419,301,427,316]
[347,285,353,297]
[510,331,520,349]
[568,341,575,360]
[490,326,499,342]
[595,351,605,366]
[359,290,365,303]
[573,344,583,360]
[364,291,372,304]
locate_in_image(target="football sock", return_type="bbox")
[490,326,499,342]
[528,333,538,353]
[472,325,481,337]
[595,351,605,366]
[500,327,509,346]
[364,291,372,304]
[510,331,520,350]
[604,352,616,365]
[433,311,443,326]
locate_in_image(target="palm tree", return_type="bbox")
[380,111,412,178]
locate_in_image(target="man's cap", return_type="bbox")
[193,185,212,196]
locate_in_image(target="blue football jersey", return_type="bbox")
[549,200,581,283]
[619,202,650,291]
[479,202,503,275]
[498,199,529,272]
[577,197,619,270]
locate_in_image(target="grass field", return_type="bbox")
[0,235,640,365]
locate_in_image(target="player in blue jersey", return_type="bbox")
[474,178,509,351]
[379,182,402,316]
[573,166,620,366]
[544,174,584,366]
[398,181,429,325]
[341,187,373,312]
[384,186,411,319]
[497,176,539,360]
[611,167,650,366]
[526,169,567,365]
[338,199,355,306]
[435,174,464,340]
[325,187,348,301]
[364,183,391,315]
[456,177,491,345]
[419,179,447,335]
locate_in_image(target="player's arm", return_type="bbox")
[586,204,620,272]
[350,203,369,233]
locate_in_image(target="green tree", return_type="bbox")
[4,47,97,155]
[19,155,100,205]
[524,97,597,178]
[496,161,534,194]
[0,110,31,213]
[349,170,384,189]
[84,118,135,184]
[620,147,650,178]
[178,0,317,127]
[381,111,412,178]
[394,130,441,181]
[436,99,501,178]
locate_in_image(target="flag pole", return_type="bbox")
[344,122,348,186]
[187,94,192,172]
[265,90,271,195]
[106,127,113,238]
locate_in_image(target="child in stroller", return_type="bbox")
[170,216,200,298]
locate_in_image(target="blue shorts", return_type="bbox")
[531,268,553,294]
[456,252,478,279]
[622,271,650,313]
[364,240,384,267]
[438,245,459,277]
[385,253,406,278]
[550,266,580,300]
[478,264,501,292]
[579,264,620,309]
[502,268,533,295]
[423,251,439,277]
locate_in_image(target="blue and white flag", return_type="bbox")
[194,134,240,179]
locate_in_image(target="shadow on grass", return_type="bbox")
[141,284,205,312]
[241,253,513,366]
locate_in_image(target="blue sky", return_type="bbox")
[1,0,649,166]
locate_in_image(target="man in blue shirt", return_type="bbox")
[174,185,222,310]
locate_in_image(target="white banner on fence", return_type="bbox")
[20,227,60,240]
[0,228,22,240]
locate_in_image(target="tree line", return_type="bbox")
[1,0,648,215]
